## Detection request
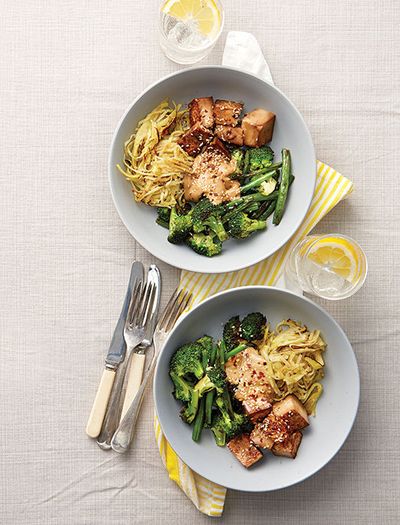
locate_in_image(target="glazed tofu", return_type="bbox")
[178,122,213,156]
[272,395,309,432]
[184,144,239,204]
[214,99,243,126]
[272,431,303,459]
[188,97,214,128]
[242,109,276,147]
[250,413,289,450]
[227,434,263,468]
[215,125,244,146]
[207,136,231,158]
[225,347,275,405]
[242,397,272,422]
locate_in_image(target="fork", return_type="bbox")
[111,287,193,453]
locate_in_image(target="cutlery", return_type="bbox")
[111,287,192,453]
[86,261,144,438]
[96,265,161,449]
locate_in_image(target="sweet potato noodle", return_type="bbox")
[117,100,193,208]
[259,320,327,415]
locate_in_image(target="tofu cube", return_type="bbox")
[242,396,272,422]
[272,395,309,432]
[206,136,231,158]
[272,431,303,459]
[242,109,276,147]
[250,414,289,450]
[227,434,263,468]
[215,125,244,146]
[188,97,214,128]
[214,99,243,126]
[178,122,213,156]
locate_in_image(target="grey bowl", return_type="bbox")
[153,286,360,492]
[109,66,316,273]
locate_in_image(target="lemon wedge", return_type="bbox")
[307,236,360,282]
[162,0,221,36]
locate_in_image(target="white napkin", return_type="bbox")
[222,31,274,85]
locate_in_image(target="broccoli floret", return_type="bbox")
[259,179,277,196]
[210,413,227,446]
[168,207,193,244]
[240,312,267,341]
[215,396,253,440]
[186,233,222,257]
[226,412,253,441]
[190,198,223,233]
[196,335,215,368]
[169,371,193,403]
[223,315,241,351]
[203,215,229,242]
[248,145,274,171]
[169,342,204,380]
[156,207,171,228]
[227,212,266,239]
[194,366,226,397]
[231,148,245,177]
[180,389,200,424]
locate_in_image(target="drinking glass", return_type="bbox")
[284,234,368,300]
[159,0,224,64]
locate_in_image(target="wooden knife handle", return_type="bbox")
[86,368,116,438]
[120,353,146,421]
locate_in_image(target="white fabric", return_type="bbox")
[1,1,400,524]
[222,31,274,83]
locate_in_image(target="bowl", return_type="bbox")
[153,286,360,492]
[109,66,316,273]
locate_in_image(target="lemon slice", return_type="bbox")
[163,0,221,36]
[307,236,360,282]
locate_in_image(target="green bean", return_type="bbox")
[192,397,205,442]
[205,390,215,426]
[273,149,291,225]
[259,199,277,221]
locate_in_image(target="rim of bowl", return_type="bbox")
[108,66,316,274]
[153,285,360,492]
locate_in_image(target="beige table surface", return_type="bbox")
[1,1,399,523]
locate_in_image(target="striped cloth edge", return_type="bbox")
[154,160,353,516]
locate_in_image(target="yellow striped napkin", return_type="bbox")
[154,32,353,516]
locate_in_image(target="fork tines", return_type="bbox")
[157,287,193,332]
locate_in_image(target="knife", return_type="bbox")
[86,261,144,438]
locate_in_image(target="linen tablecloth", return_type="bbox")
[1,1,399,523]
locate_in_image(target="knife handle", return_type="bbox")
[86,368,116,438]
[120,353,146,421]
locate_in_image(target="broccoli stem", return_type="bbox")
[240,170,277,194]
[273,149,291,225]
[156,218,169,229]
[249,162,282,176]
[205,390,215,426]
[192,397,205,442]
[218,341,226,367]
[225,343,247,361]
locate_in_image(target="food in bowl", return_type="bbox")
[117,97,293,257]
[168,312,326,468]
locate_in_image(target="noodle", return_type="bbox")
[117,100,193,208]
[258,320,326,415]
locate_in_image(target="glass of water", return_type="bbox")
[285,234,368,300]
[159,0,224,64]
